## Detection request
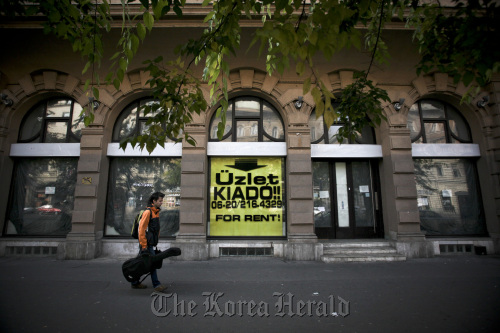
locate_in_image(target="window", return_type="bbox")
[209,97,285,142]
[19,98,84,143]
[6,158,77,236]
[6,97,82,236]
[105,158,181,237]
[107,98,181,237]
[113,98,176,142]
[208,157,285,237]
[309,112,375,144]
[414,158,486,236]
[407,99,471,144]
[410,99,486,236]
[436,165,443,176]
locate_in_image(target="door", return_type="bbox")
[313,160,383,239]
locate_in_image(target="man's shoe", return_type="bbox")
[154,284,168,293]
[131,283,147,289]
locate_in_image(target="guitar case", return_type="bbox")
[122,247,181,283]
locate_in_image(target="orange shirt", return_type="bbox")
[138,206,160,249]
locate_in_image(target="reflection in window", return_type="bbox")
[414,158,486,236]
[251,123,258,135]
[112,98,176,142]
[18,98,84,143]
[209,97,284,142]
[309,112,375,144]
[105,158,181,237]
[6,158,77,236]
[313,162,332,229]
[407,99,471,143]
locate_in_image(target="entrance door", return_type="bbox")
[313,160,383,239]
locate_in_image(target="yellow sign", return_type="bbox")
[82,177,92,184]
[209,157,284,236]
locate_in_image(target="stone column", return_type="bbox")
[0,105,11,234]
[485,75,500,253]
[174,124,209,260]
[380,114,433,258]
[64,126,107,259]
[284,124,318,260]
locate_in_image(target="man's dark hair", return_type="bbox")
[148,192,165,205]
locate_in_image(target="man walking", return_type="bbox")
[131,191,168,292]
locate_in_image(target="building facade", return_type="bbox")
[1,3,499,260]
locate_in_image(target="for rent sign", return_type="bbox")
[209,157,285,236]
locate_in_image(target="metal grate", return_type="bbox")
[219,247,273,257]
[439,244,472,254]
[5,246,58,256]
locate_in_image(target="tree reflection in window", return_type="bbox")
[112,98,177,142]
[105,158,181,237]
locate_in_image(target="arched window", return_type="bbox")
[19,98,84,143]
[407,99,471,144]
[409,99,486,236]
[309,112,375,144]
[6,97,81,236]
[209,97,285,142]
[106,98,181,238]
[112,98,176,142]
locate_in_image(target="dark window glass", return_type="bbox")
[313,162,332,228]
[105,158,181,237]
[209,97,284,142]
[6,158,77,236]
[415,158,487,236]
[407,99,471,143]
[18,98,83,143]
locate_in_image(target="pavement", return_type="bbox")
[0,254,499,333]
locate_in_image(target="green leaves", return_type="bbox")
[117,56,208,153]
[143,11,154,31]
[407,0,500,101]
[331,73,389,143]
[137,22,146,41]
[11,0,497,151]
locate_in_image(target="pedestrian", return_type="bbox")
[131,191,168,292]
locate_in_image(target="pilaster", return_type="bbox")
[285,124,317,260]
[486,75,500,253]
[381,114,425,242]
[64,126,106,259]
[174,124,209,260]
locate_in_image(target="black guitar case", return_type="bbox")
[122,247,181,283]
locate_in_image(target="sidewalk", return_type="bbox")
[0,254,499,333]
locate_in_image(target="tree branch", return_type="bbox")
[365,0,385,80]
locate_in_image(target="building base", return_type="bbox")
[1,236,498,260]
[63,233,103,260]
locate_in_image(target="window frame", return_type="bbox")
[209,96,285,142]
[409,99,472,144]
[112,98,180,143]
[18,98,83,143]
[103,156,181,238]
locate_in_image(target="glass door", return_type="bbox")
[313,160,382,239]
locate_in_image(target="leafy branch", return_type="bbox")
[1,0,498,152]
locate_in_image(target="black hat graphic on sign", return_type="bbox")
[226,158,267,172]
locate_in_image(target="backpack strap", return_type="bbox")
[144,207,152,232]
